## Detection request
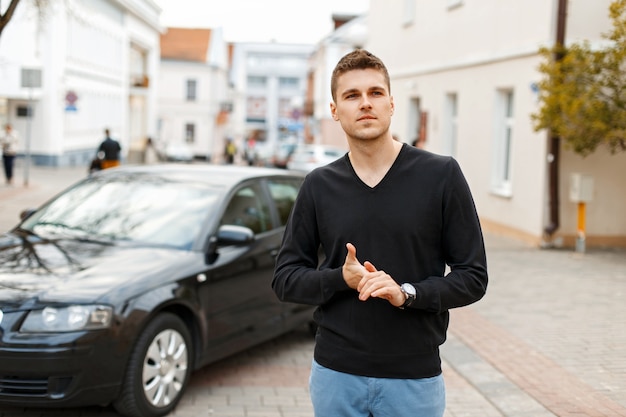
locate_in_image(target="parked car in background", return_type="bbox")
[271,142,297,168]
[286,144,346,172]
[0,165,312,417]
[163,142,194,162]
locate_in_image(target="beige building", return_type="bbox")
[363,0,626,248]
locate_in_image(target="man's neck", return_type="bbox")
[348,137,402,187]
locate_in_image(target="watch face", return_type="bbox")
[401,283,416,296]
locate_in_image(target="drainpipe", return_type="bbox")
[544,0,568,237]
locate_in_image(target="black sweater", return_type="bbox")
[272,144,488,379]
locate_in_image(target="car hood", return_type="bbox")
[0,230,200,306]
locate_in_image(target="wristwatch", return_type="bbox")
[399,283,416,309]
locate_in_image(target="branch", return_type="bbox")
[0,0,22,37]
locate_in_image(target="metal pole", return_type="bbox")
[544,0,568,238]
[23,87,32,187]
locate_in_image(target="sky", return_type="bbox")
[154,0,369,44]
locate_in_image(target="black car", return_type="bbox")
[0,164,313,417]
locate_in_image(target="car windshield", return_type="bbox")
[20,173,221,250]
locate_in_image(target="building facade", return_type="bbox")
[306,14,367,149]
[365,0,626,248]
[229,42,314,164]
[0,0,162,167]
[157,27,230,162]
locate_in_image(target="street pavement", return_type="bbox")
[1,161,625,417]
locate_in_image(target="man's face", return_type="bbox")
[330,68,394,142]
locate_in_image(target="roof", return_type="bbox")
[160,28,212,62]
[98,164,305,188]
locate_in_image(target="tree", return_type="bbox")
[0,0,22,38]
[532,0,626,156]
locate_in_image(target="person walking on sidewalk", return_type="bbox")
[1,123,19,186]
[272,49,488,417]
[97,128,122,169]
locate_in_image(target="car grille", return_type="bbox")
[0,375,71,398]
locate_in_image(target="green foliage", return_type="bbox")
[532,0,626,155]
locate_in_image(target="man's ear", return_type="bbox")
[330,102,339,121]
[390,96,395,115]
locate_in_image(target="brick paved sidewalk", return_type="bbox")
[446,235,626,417]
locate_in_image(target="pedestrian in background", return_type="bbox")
[224,137,237,164]
[97,128,121,169]
[0,123,19,186]
[144,137,160,164]
[272,49,488,417]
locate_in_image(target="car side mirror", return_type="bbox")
[20,209,37,221]
[206,224,255,264]
[216,224,255,245]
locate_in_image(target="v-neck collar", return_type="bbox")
[346,143,406,190]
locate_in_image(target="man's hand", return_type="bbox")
[357,261,405,307]
[343,243,405,307]
[342,243,368,289]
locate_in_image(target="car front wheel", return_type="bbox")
[114,313,193,417]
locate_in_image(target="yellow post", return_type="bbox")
[576,202,586,253]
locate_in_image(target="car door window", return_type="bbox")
[221,185,272,234]
[267,178,302,226]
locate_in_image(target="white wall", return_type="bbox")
[0,0,161,166]
[157,50,230,161]
[229,42,314,157]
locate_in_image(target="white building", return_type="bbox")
[306,14,368,149]
[229,42,314,163]
[363,0,626,248]
[0,0,162,167]
[157,27,230,162]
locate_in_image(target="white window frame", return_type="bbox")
[185,123,195,144]
[491,90,514,197]
[447,0,463,10]
[403,0,416,26]
[443,93,458,158]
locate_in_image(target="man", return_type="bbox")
[98,128,122,169]
[224,137,237,164]
[272,49,488,416]
[0,123,19,185]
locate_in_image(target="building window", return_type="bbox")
[246,96,267,123]
[443,93,458,157]
[186,79,197,101]
[130,44,148,87]
[491,90,514,196]
[247,76,267,88]
[279,77,299,89]
[403,0,416,26]
[185,123,195,143]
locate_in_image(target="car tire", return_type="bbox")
[113,313,193,417]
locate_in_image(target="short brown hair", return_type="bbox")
[330,49,390,102]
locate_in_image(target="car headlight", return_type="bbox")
[21,305,113,332]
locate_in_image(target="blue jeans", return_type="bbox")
[310,360,445,417]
